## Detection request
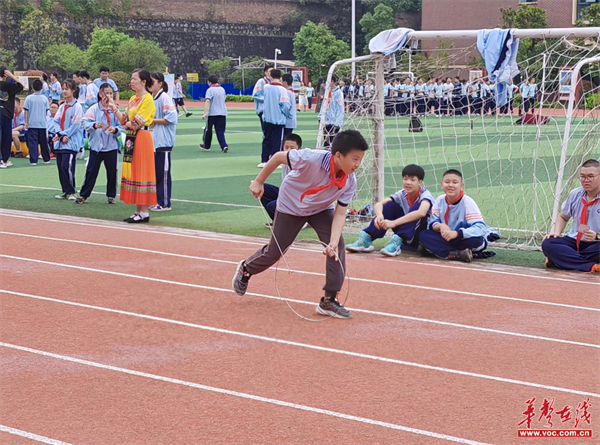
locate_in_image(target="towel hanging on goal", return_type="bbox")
[369,28,414,56]
[477,28,520,108]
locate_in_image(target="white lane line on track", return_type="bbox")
[2,232,599,347]
[1,246,598,313]
[2,289,599,397]
[0,342,550,445]
[1,208,596,287]
[2,264,600,396]
[0,425,75,445]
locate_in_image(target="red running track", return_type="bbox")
[0,209,598,445]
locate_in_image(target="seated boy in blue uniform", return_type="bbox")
[232,130,369,319]
[419,169,490,262]
[260,132,302,224]
[542,159,600,273]
[346,164,434,256]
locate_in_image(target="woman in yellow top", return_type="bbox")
[117,69,157,223]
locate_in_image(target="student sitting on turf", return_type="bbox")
[419,169,490,263]
[11,98,26,156]
[542,159,600,274]
[232,130,369,319]
[346,164,434,257]
[76,83,122,205]
[260,132,302,224]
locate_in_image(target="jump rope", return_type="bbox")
[255,196,351,322]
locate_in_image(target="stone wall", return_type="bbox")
[0,10,298,73]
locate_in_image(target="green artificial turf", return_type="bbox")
[0,108,563,268]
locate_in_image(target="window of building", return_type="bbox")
[576,0,599,21]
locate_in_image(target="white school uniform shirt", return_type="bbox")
[561,187,600,240]
[277,149,357,217]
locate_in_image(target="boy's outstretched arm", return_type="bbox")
[249,151,288,199]
[324,203,347,260]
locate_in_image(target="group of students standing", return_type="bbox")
[0,65,179,221]
[342,75,538,118]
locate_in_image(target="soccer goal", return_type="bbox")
[318,27,600,248]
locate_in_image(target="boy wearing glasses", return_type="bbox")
[542,159,600,273]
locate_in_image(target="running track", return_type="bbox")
[0,209,598,445]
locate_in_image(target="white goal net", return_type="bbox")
[318,28,600,248]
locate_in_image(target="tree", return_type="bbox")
[359,4,395,53]
[500,5,547,63]
[38,44,88,78]
[229,56,264,91]
[86,28,133,75]
[20,9,66,67]
[203,57,232,82]
[293,21,350,82]
[0,48,17,71]
[579,3,600,27]
[113,37,169,73]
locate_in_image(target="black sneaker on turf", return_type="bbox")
[448,248,473,263]
[316,297,352,319]
[232,260,251,296]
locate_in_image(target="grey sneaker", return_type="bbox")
[232,261,251,296]
[448,249,473,263]
[316,297,352,319]
[107,197,117,204]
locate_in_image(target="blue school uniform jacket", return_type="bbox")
[53,100,83,152]
[252,77,270,115]
[428,193,489,240]
[320,86,344,128]
[152,90,178,149]
[81,103,123,153]
[263,82,291,126]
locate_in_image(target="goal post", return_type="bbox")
[318,26,600,248]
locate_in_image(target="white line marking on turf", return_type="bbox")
[0,183,261,209]
[1,208,596,287]
[0,425,75,445]
[0,343,560,445]
[1,248,598,314]
[2,231,599,346]
[2,289,599,397]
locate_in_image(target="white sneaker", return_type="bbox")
[0,162,7,169]
[257,162,266,168]
[67,194,77,201]
[76,151,85,160]
[5,161,13,167]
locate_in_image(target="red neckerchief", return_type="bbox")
[210,83,220,88]
[577,196,600,250]
[13,111,22,128]
[444,191,464,225]
[270,81,284,87]
[100,104,111,127]
[406,189,420,208]
[60,104,71,130]
[264,76,271,85]
[300,155,348,202]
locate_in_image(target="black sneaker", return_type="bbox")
[199,144,210,152]
[448,249,473,263]
[124,214,150,223]
[107,197,116,204]
[74,196,86,204]
[316,297,352,319]
[417,244,435,257]
[186,113,193,117]
[232,260,251,296]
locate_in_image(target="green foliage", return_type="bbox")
[0,0,34,16]
[293,21,350,83]
[39,0,57,13]
[359,4,395,53]
[38,43,88,77]
[20,9,66,65]
[578,3,600,26]
[113,37,169,73]
[60,0,112,19]
[586,91,600,109]
[86,28,133,74]
[203,57,232,82]
[119,90,135,100]
[229,56,264,91]
[283,9,305,26]
[108,71,130,91]
[0,47,17,71]
[225,95,253,102]
[500,5,547,63]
